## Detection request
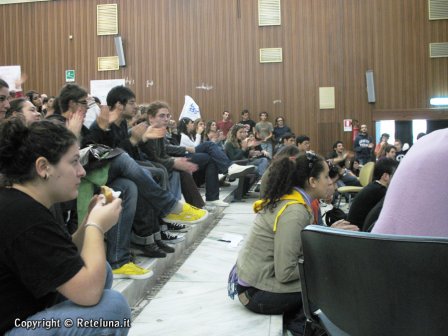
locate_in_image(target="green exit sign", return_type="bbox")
[65,70,75,82]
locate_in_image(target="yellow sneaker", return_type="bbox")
[162,203,209,224]
[112,262,154,280]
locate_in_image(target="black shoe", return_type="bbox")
[161,230,185,243]
[167,222,188,232]
[156,239,175,253]
[131,243,166,258]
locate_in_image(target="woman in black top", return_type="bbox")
[0,118,129,335]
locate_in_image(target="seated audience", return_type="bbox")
[0,118,130,335]
[0,79,11,121]
[193,118,206,143]
[274,132,296,155]
[347,158,398,229]
[372,128,448,236]
[394,139,408,162]
[295,135,311,154]
[260,145,300,198]
[25,90,43,113]
[142,102,251,207]
[350,158,361,177]
[204,120,226,146]
[383,145,397,160]
[5,98,41,125]
[234,153,357,336]
[416,132,426,140]
[42,95,56,117]
[60,84,207,259]
[326,140,359,187]
[225,124,269,177]
[178,117,255,179]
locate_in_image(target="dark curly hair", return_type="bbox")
[5,98,28,119]
[0,118,78,186]
[262,153,327,211]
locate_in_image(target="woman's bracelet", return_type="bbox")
[85,222,105,235]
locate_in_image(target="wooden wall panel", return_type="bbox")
[1,0,448,154]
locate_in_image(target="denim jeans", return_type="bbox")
[169,170,182,201]
[260,141,273,159]
[187,152,220,201]
[6,265,131,336]
[251,157,269,177]
[195,141,232,174]
[107,153,178,236]
[137,160,169,190]
[106,178,137,269]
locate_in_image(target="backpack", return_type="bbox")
[324,207,347,226]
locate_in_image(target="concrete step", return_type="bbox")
[112,184,236,307]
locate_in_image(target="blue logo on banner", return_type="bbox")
[189,104,199,115]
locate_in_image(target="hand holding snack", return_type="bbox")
[84,186,122,234]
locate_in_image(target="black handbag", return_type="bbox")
[79,144,124,171]
[324,207,347,226]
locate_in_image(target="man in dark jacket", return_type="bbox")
[353,124,374,164]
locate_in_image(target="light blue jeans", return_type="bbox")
[6,265,131,336]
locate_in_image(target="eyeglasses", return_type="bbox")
[77,100,88,106]
[156,113,171,119]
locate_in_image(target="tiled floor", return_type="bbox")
[129,196,283,336]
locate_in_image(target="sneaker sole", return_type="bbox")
[162,235,186,244]
[206,201,229,207]
[163,210,209,224]
[113,270,154,280]
[166,224,190,232]
[227,166,256,179]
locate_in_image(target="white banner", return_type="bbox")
[0,65,21,90]
[179,95,201,121]
[90,79,125,105]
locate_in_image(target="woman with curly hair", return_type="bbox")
[234,153,357,335]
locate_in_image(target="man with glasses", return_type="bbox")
[296,135,312,154]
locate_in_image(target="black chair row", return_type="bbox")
[299,225,448,336]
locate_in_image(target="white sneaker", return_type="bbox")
[227,164,255,178]
[203,204,217,212]
[206,199,230,207]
